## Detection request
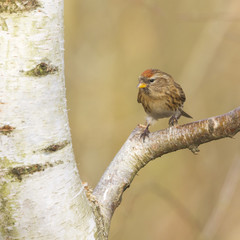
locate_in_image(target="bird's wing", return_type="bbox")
[174,82,186,103]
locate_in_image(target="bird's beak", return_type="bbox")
[137,83,147,88]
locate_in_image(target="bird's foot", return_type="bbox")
[169,116,178,127]
[140,127,150,142]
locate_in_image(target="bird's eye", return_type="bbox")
[149,79,155,83]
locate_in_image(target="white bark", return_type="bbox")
[0,0,102,239]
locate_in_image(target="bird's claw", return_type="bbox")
[140,128,150,142]
[169,116,178,127]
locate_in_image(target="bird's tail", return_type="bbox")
[180,109,192,119]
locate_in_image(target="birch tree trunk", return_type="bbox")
[0,1,103,239]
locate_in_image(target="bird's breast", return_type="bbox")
[139,91,175,120]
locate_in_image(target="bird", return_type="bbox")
[137,69,192,141]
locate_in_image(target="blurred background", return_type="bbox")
[64,0,240,239]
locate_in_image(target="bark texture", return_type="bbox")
[93,107,240,230]
[0,0,103,239]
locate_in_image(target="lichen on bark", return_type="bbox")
[0,0,41,13]
[0,16,8,31]
[0,158,18,238]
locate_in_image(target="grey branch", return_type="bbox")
[93,106,240,230]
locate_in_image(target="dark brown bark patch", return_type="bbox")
[42,141,69,153]
[24,62,58,77]
[9,160,64,181]
[0,125,15,135]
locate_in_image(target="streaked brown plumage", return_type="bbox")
[137,69,192,140]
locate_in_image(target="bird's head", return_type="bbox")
[137,69,172,95]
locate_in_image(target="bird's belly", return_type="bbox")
[149,109,173,119]
[148,100,174,120]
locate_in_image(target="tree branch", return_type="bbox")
[93,107,240,229]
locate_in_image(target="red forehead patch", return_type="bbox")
[141,69,159,78]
